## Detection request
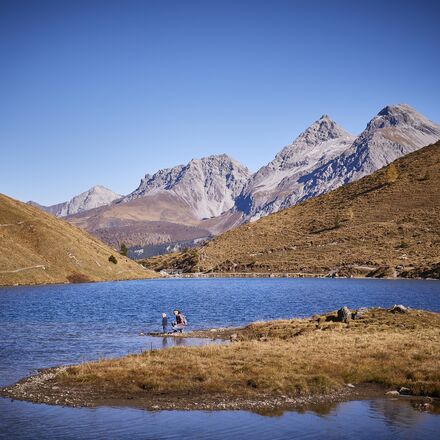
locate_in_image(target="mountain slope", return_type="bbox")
[236,115,355,219]
[29,185,121,217]
[0,193,157,286]
[144,142,440,278]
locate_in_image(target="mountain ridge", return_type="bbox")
[29,185,121,218]
[142,141,440,279]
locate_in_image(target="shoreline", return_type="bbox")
[158,271,439,280]
[2,272,437,288]
[1,307,439,412]
[0,370,398,411]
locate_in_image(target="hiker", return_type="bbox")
[162,313,168,333]
[172,309,187,333]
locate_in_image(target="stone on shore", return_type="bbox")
[390,304,409,314]
[337,306,351,323]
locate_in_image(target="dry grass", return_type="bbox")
[59,308,440,399]
[0,193,158,286]
[144,143,440,278]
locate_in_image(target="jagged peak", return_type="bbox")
[294,114,352,146]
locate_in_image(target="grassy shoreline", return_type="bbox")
[1,307,439,411]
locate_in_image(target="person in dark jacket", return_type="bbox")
[162,313,168,333]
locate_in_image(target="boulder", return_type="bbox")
[230,333,238,342]
[337,306,351,323]
[399,387,411,395]
[390,304,409,314]
[386,390,400,397]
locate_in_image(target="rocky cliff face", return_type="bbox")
[29,186,121,217]
[293,104,440,204]
[236,115,355,219]
[236,104,440,219]
[125,154,251,219]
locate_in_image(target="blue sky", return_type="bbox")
[1,0,439,205]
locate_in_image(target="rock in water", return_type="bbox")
[399,387,411,395]
[386,390,400,397]
[337,307,351,323]
[390,304,409,314]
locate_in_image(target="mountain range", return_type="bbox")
[143,141,440,279]
[29,104,440,257]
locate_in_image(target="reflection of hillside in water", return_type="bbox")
[369,399,425,429]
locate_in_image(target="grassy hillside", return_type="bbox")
[143,142,440,278]
[0,193,158,286]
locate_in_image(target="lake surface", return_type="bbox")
[1,278,439,439]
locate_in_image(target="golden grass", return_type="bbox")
[0,193,158,286]
[59,309,440,398]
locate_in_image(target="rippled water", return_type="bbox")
[0,278,439,439]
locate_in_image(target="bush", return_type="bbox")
[119,243,128,257]
[108,255,118,264]
[67,273,92,283]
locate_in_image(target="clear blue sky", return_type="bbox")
[1,0,439,205]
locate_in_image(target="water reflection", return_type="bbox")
[0,397,438,440]
[370,398,425,429]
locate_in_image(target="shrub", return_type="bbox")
[108,255,118,264]
[119,243,128,257]
[67,273,92,283]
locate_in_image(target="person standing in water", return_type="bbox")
[162,313,168,334]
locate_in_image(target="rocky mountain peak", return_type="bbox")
[367,104,438,133]
[29,185,121,218]
[295,115,352,147]
[126,154,250,219]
